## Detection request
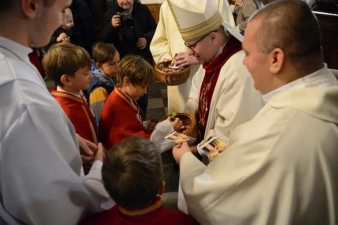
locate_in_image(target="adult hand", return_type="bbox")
[168,117,184,132]
[111,14,121,28]
[173,141,191,163]
[137,37,147,49]
[174,51,199,67]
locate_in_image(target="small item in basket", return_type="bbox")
[169,53,179,69]
[169,111,177,122]
[165,131,195,144]
[197,136,227,161]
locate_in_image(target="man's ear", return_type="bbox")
[22,0,40,19]
[269,48,284,74]
[60,74,72,86]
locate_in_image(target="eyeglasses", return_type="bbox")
[184,29,219,51]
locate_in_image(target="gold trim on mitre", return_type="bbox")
[168,0,223,42]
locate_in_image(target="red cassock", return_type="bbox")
[79,197,199,225]
[99,88,150,149]
[51,90,98,145]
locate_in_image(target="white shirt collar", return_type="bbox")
[0,37,32,61]
[263,64,334,103]
[56,86,82,99]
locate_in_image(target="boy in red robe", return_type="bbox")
[80,136,199,225]
[42,43,96,174]
[98,55,183,150]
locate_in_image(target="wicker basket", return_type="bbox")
[159,112,198,139]
[155,61,190,86]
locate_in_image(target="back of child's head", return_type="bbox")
[116,55,155,88]
[42,43,91,86]
[102,136,163,209]
[92,42,118,64]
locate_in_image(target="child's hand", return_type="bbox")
[62,36,70,43]
[168,117,184,132]
[57,32,68,42]
[146,117,156,133]
[94,143,106,162]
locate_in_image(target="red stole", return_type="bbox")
[29,48,45,78]
[197,37,242,137]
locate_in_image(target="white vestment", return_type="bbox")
[0,37,114,225]
[185,50,264,143]
[180,66,338,225]
[150,0,235,113]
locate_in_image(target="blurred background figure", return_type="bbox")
[233,0,264,34]
[311,0,338,13]
[47,8,74,49]
[69,0,96,55]
[101,0,157,119]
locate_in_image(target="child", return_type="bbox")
[46,8,74,50]
[42,43,96,174]
[98,55,183,150]
[80,136,199,225]
[88,42,120,124]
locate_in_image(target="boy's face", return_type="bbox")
[125,83,148,100]
[99,53,120,77]
[67,67,93,91]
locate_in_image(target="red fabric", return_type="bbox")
[51,90,97,144]
[98,88,150,149]
[80,198,199,225]
[197,37,242,136]
[28,49,45,78]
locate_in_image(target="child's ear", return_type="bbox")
[123,77,130,86]
[158,181,165,195]
[60,74,72,86]
[95,62,102,69]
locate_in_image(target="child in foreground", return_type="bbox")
[80,136,199,225]
[42,43,96,174]
[98,55,183,150]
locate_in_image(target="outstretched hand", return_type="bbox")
[168,117,184,132]
[174,51,199,67]
[173,141,191,163]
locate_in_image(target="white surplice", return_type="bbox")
[180,66,338,225]
[150,0,235,113]
[0,37,114,225]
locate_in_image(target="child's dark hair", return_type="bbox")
[92,42,118,64]
[42,43,91,86]
[116,55,155,87]
[102,136,163,209]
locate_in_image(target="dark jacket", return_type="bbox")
[100,1,157,64]
[47,0,95,54]
[69,0,96,54]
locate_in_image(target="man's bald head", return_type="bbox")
[249,0,322,71]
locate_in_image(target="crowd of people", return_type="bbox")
[0,0,337,224]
